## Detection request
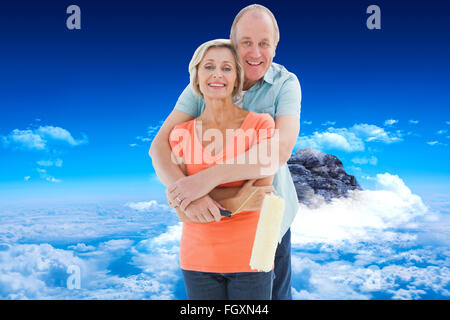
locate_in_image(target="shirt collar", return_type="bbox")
[247,64,275,91]
[263,63,275,85]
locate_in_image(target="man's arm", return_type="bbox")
[202,73,301,185]
[169,115,300,211]
[208,115,299,184]
[149,109,193,187]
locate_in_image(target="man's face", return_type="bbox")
[233,11,277,89]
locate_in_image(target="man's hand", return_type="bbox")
[167,174,216,211]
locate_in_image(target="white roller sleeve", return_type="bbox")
[249,193,285,272]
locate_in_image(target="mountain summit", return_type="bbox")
[287,148,361,205]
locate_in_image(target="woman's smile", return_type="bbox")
[208,82,226,89]
[197,47,237,99]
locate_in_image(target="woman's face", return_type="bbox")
[196,47,238,100]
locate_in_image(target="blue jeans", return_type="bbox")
[182,270,274,300]
[272,228,292,300]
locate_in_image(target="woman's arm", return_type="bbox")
[225,176,275,212]
[168,116,292,211]
[174,176,274,222]
[165,145,223,223]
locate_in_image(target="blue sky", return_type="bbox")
[0,0,449,203]
[0,0,449,300]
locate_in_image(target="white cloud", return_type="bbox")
[125,200,170,212]
[291,251,449,300]
[35,126,88,146]
[351,156,378,165]
[1,129,46,150]
[131,224,181,280]
[131,122,163,148]
[36,168,61,183]
[136,136,151,142]
[99,239,134,252]
[1,126,88,151]
[347,165,362,172]
[0,217,182,300]
[37,160,53,166]
[144,123,163,144]
[0,239,178,300]
[375,172,415,199]
[37,159,63,167]
[321,121,336,126]
[296,131,364,152]
[0,243,87,299]
[55,159,63,167]
[351,124,402,143]
[0,188,447,300]
[24,176,31,182]
[291,173,428,245]
[384,119,398,126]
[295,123,402,153]
[291,256,371,300]
[302,120,312,125]
[68,243,96,252]
[383,264,449,299]
[0,200,179,244]
[0,202,181,299]
[408,120,419,125]
[147,123,163,137]
[436,129,448,135]
[427,141,447,146]
[289,173,449,300]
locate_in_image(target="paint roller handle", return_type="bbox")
[219,208,232,217]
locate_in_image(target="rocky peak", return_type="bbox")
[287,148,361,206]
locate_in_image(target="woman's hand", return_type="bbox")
[183,195,224,223]
[233,179,274,212]
[167,174,215,211]
[167,188,222,223]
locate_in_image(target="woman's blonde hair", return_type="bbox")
[188,39,244,98]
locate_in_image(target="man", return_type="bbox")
[149,4,301,300]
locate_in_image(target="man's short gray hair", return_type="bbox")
[230,4,280,45]
[188,39,244,98]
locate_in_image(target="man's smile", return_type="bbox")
[246,60,263,66]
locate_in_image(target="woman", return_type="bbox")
[168,39,276,300]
